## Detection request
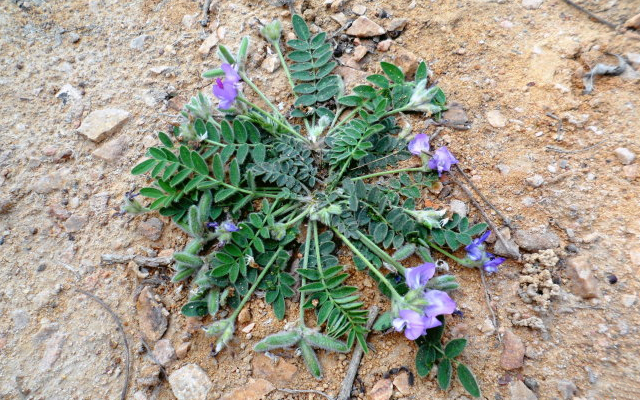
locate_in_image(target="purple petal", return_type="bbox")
[213,81,238,110]
[423,290,456,317]
[394,309,429,340]
[405,262,436,290]
[221,63,241,84]
[428,146,459,176]
[407,133,430,155]
[222,221,239,232]
[483,255,504,273]
[422,315,443,330]
[404,321,426,340]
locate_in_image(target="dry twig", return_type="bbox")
[101,254,173,268]
[336,306,380,400]
[479,269,501,344]
[278,388,334,400]
[546,139,608,154]
[76,289,130,400]
[560,0,617,30]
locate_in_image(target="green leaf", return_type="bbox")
[416,345,436,377]
[202,68,225,78]
[338,95,363,107]
[254,330,302,352]
[217,44,236,64]
[294,83,316,94]
[444,338,467,358]
[380,61,405,83]
[353,85,376,99]
[372,311,394,331]
[174,252,203,268]
[229,159,241,186]
[212,154,224,181]
[366,74,390,88]
[372,224,388,243]
[181,301,208,317]
[158,131,173,148]
[457,364,481,398]
[131,159,156,175]
[292,14,310,40]
[191,151,209,175]
[273,293,286,320]
[295,94,317,106]
[415,61,428,83]
[289,50,312,62]
[139,187,164,198]
[437,358,452,390]
[299,340,322,379]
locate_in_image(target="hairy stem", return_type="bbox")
[352,167,425,181]
[326,106,362,137]
[356,232,406,274]
[299,220,313,324]
[332,228,402,301]
[239,72,282,116]
[238,97,307,142]
[418,238,470,266]
[273,41,296,93]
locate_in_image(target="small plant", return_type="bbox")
[127,15,503,397]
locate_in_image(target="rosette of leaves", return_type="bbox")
[128,13,486,393]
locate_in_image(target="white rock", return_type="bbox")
[130,34,150,50]
[153,339,176,366]
[55,84,82,104]
[77,108,130,142]
[169,364,212,400]
[198,32,219,55]
[449,199,467,217]
[352,4,366,15]
[526,174,544,188]
[522,0,544,10]
[614,147,636,165]
[622,294,637,307]
[261,55,280,73]
[486,110,507,128]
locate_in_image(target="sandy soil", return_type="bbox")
[1,0,639,399]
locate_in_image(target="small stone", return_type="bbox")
[335,65,368,89]
[241,322,256,333]
[68,32,80,43]
[627,53,640,68]
[526,174,545,188]
[524,377,539,393]
[64,215,87,233]
[394,49,419,76]
[493,238,521,259]
[0,198,13,214]
[376,39,392,52]
[329,0,347,12]
[12,310,30,331]
[392,372,411,395]
[77,108,130,142]
[386,18,408,32]
[369,378,393,400]
[93,135,128,162]
[238,307,252,324]
[557,380,577,400]
[136,287,168,342]
[442,102,468,126]
[510,380,537,400]
[614,147,636,165]
[55,84,82,104]
[149,65,172,75]
[449,199,467,217]
[487,110,507,128]
[221,378,275,400]
[352,4,366,15]
[331,13,348,26]
[33,169,69,194]
[39,333,66,372]
[153,339,176,366]
[198,32,219,55]
[500,329,525,370]
[352,45,368,61]
[623,164,639,180]
[251,353,298,385]
[522,0,543,9]
[623,13,640,29]
[130,34,150,50]
[497,164,511,175]
[261,55,280,73]
[133,391,149,400]
[176,341,191,359]
[621,294,637,307]
[169,364,213,400]
[479,317,496,335]
[137,363,162,387]
[346,16,385,37]
[514,228,560,251]
[566,256,599,299]
[182,12,200,28]
[137,217,164,241]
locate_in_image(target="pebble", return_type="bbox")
[393,48,419,75]
[77,108,130,142]
[557,380,577,400]
[386,18,408,32]
[392,372,412,395]
[198,32,219,55]
[251,353,298,385]
[621,294,637,307]
[130,34,150,50]
[220,378,275,400]
[510,380,537,400]
[33,169,69,194]
[496,164,511,175]
[514,228,560,251]
[442,102,468,126]
[522,0,544,9]
[376,39,392,52]
[12,310,30,331]
[136,287,168,342]
[346,16,385,37]
[68,32,80,43]
[153,339,176,366]
[137,217,164,241]
[352,45,368,61]
[614,147,636,165]
[524,377,539,393]
[525,174,545,188]
[169,364,213,400]
[0,198,13,214]
[486,110,507,128]
[500,329,525,370]
[39,333,66,372]
[369,378,393,400]
[623,13,640,29]
[566,256,599,299]
[479,317,496,335]
[55,84,83,104]
[335,65,368,89]
[137,363,162,387]
[241,322,256,333]
[449,199,467,217]
[261,55,280,73]
[176,341,191,359]
[92,135,128,162]
[352,4,366,15]
[623,164,639,180]
[63,215,87,233]
[627,52,640,68]
[133,391,149,400]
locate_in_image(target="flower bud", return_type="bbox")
[406,209,447,229]
[122,197,147,215]
[260,20,283,43]
[407,79,444,114]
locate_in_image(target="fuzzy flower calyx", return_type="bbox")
[406,79,444,114]
[406,208,447,229]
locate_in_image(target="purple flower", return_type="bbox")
[408,133,430,155]
[393,309,429,340]
[212,64,241,110]
[222,221,239,232]
[428,146,459,176]
[207,222,220,230]
[464,230,504,273]
[423,290,456,317]
[405,263,435,290]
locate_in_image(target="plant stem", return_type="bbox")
[356,233,406,274]
[418,238,469,266]
[326,106,362,137]
[284,207,312,228]
[238,97,308,143]
[382,105,410,118]
[239,71,282,116]
[352,167,425,181]
[299,220,313,324]
[230,248,282,320]
[203,175,282,199]
[332,227,402,301]
[273,41,296,93]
